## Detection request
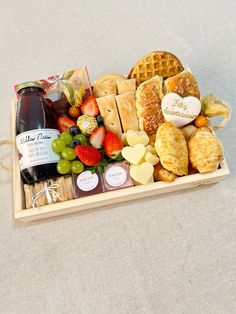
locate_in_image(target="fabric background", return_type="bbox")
[0,1,235,313]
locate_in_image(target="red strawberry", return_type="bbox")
[104,131,124,159]
[57,116,76,132]
[81,96,99,117]
[75,145,101,166]
[90,126,105,149]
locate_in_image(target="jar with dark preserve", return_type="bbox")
[15,81,60,184]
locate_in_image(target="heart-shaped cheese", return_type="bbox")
[162,93,201,127]
[130,162,154,185]
[144,152,159,165]
[122,143,145,165]
[126,130,149,147]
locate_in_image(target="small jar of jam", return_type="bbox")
[15,81,60,184]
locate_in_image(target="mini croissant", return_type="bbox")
[155,122,188,176]
[188,127,223,173]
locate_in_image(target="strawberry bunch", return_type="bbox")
[74,130,124,173]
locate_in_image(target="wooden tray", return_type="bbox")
[12,101,230,222]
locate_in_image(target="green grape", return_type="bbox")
[60,131,73,145]
[61,147,76,160]
[57,159,71,174]
[73,133,87,145]
[52,138,65,153]
[71,160,84,174]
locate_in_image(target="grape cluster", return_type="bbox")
[52,127,87,175]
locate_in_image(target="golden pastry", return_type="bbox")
[115,92,139,132]
[93,74,126,97]
[128,51,184,86]
[116,79,136,94]
[153,163,177,182]
[155,122,188,176]
[96,95,122,136]
[94,74,126,85]
[188,127,223,173]
[164,70,200,99]
[93,80,117,98]
[135,75,164,135]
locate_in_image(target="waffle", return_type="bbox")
[128,51,184,86]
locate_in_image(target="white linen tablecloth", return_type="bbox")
[0,1,235,313]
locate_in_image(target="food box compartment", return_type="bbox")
[12,98,230,222]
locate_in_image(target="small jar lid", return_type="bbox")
[16,81,44,93]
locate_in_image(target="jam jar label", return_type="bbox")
[105,166,127,187]
[77,171,99,191]
[16,129,60,171]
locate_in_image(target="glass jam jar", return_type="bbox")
[15,81,60,184]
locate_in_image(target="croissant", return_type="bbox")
[188,127,223,173]
[155,122,188,176]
